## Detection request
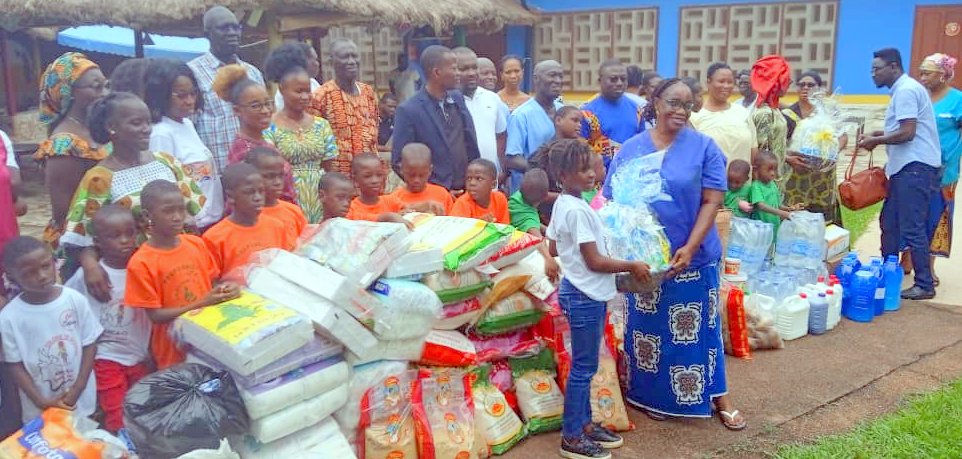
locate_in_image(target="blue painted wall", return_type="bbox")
[514,0,960,94]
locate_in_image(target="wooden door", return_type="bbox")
[912,5,962,90]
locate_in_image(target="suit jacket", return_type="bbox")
[392,88,481,190]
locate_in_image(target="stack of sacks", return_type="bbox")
[402,213,514,272]
[298,218,412,287]
[232,417,355,459]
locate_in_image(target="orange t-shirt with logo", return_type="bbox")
[345,195,403,222]
[202,215,296,274]
[125,234,219,369]
[262,200,308,237]
[450,191,510,224]
[392,183,455,215]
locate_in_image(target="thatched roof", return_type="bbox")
[0,0,536,31]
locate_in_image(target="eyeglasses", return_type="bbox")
[797,82,818,89]
[241,100,274,112]
[871,63,890,74]
[661,98,696,112]
[172,89,200,100]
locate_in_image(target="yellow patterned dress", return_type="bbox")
[264,118,338,223]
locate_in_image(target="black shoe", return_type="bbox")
[560,435,611,459]
[901,286,936,301]
[587,423,624,449]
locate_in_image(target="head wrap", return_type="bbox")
[39,52,99,126]
[750,55,791,108]
[919,53,957,82]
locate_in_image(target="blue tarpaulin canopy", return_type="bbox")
[58,25,208,61]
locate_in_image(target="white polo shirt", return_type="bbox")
[464,87,508,173]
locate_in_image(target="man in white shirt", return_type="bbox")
[454,47,508,182]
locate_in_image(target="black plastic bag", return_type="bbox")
[124,363,249,458]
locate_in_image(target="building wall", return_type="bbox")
[520,0,960,96]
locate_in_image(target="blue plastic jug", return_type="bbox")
[883,255,903,311]
[808,292,829,335]
[845,270,876,323]
[869,258,885,316]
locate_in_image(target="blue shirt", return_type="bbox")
[506,97,564,192]
[603,128,728,269]
[580,95,644,162]
[933,87,962,185]
[884,74,942,176]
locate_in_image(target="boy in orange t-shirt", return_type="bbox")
[203,163,296,274]
[125,180,240,370]
[391,143,455,215]
[346,153,406,223]
[319,172,354,221]
[247,146,308,233]
[450,159,510,224]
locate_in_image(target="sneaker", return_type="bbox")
[587,423,624,449]
[560,435,612,459]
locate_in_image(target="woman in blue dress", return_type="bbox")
[602,78,747,430]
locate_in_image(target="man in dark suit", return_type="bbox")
[392,45,481,192]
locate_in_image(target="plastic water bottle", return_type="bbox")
[846,270,876,322]
[883,255,904,311]
[774,222,795,266]
[808,293,829,335]
[869,258,885,316]
[827,283,843,330]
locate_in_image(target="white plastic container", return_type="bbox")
[776,293,811,341]
[746,292,777,319]
[826,285,842,330]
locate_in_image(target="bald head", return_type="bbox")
[203,6,241,60]
[520,168,549,206]
[453,47,479,95]
[478,57,498,91]
[401,143,432,165]
[533,60,563,100]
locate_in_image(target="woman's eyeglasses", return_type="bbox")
[242,100,275,112]
[661,98,696,112]
[797,82,818,89]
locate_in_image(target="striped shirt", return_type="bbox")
[187,52,264,173]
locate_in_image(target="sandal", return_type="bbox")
[934,275,941,287]
[717,410,747,431]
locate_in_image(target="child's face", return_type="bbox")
[401,159,432,194]
[353,159,386,198]
[146,191,187,237]
[229,173,266,216]
[94,214,138,266]
[756,161,777,183]
[464,164,496,203]
[8,248,57,296]
[556,111,582,139]
[254,155,286,203]
[728,169,748,191]
[321,181,354,218]
[560,158,596,194]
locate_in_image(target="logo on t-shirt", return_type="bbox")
[36,335,79,393]
[59,309,78,331]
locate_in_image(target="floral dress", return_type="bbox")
[753,104,791,187]
[264,117,338,223]
[783,103,842,225]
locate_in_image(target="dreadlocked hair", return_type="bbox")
[641,77,684,123]
[547,138,592,186]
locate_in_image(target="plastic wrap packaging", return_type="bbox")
[413,368,475,459]
[187,335,343,389]
[509,349,564,434]
[720,287,752,359]
[473,292,544,337]
[788,89,849,163]
[175,440,240,459]
[0,409,104,459]
[590,343,633,432]
[493,251,556,301]
[231,417,356,459]
[773,211,827,270]
[346,336,428,367]
[609,150,674,205]
[422,270,492,305]
[240,358,350,420]
[385,243,444,279]
[469,365,526,455]
[726,217,775,275]
[469,329,542,363]
[599,202,672,277]
[418,330,478,367]
[531,294,571,393]
[124,363,250,459]
[358,370,420,459]
[173,291,313,376]
[437,298,484,330]
[484,230,543,270]
[746,306,784,351]
[247,384,349,444]
[297,218,411,287]
[334,361,410,453]
[246,267,379,359]
[404,213,514,272]
[368,279,442,340]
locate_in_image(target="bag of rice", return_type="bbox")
[484,230,542,269]
[385,243,444,279]
[473,292,544,337]
[418,330,478,367]
[240,358,350,420]
[0,409,104,459]
[590,343,633,432]
[358,370,420,459]
[468,330,542,363]
[173,291,313,376]
[405,213,514,272]
[509,349,564,434]
[422,269,492,305]
[721,287,752,359]
[413,368,475,459]
[334,361,409,454]
[346,336,428,367]
[298,218,411,287]
[231,417,355,459]
[436,298,483,330]
[368,279,443,340]
[469,365,526,455]
[188,335,343,389]
[247,384,349,444]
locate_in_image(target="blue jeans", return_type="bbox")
[557,278,606,438]
[881,161,940,291]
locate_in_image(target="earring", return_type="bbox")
[109,130,116,136]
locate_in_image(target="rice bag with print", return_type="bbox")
[469,365,526,455]
[509,349,564,434]
[405,213,513,272]
[358,370,420,459]
[413,368,475,459]
[297,218,411,287]
[422,269,492,305]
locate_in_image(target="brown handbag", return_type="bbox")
[838,145,888,210]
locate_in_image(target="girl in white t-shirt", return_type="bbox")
[145,59,224,229]
[544,139,648,459]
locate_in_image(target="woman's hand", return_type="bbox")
[668,246,694,278]
[628,261,652,284]
[785,154,809,173]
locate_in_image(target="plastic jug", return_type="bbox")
[808,293,829,335]
[868,258,885,316]
[845,270,876,323]
[826,284,843,330]
[776,293,811,340]
[883,255,903,312]
[747,292,777,318]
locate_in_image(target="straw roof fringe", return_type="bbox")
[0,0,536,30]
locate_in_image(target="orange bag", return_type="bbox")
[0,408,103,459]
[722,287,752,359]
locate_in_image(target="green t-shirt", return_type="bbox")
[509,191,541,233]
[582,188,599,204]
[724,184,751,218]
[749,179,783,229]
